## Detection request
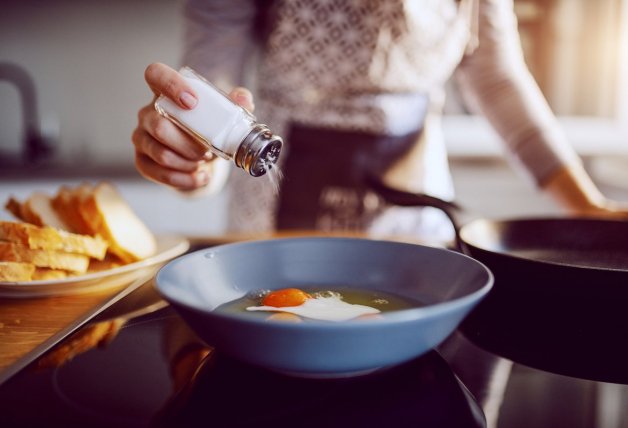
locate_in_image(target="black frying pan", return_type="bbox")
[368,177,628,384]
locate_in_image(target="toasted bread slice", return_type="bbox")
[0,241,89,273]
[78,182,156,263]
[88,253,124,273]
[5,197,27,222]
[22,192,72,231]
[0,261,36,281]
[0,221,108,260]
[52,185,94,235]
[73,182,94,206]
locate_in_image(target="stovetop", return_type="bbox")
[0,304,484,428]
[1,279,628,428]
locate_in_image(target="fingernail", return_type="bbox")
[235,93,252,105]
[179,92,197,109]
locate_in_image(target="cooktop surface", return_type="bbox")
[2,275,628,428]
[0,304,484,428]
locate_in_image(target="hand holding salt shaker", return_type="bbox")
[154,67,282,177]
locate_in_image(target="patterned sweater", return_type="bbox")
[181,0,581,236]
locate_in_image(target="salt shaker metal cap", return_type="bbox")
[234,124,283,177]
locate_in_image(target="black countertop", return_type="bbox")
[0,278,627,428]
[0,304,485,428]
[1,227,628,428]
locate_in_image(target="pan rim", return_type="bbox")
[460,216,628,273]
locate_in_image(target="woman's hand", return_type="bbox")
[132,62,254,191]
[544,164,628,219]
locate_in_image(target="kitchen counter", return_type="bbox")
[0,272,157,384]
[0,228,626,427]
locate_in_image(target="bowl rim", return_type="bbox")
[155,236,494,328]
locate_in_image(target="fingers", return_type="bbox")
[229,87,255,112]
[136,63,254,191]
[145,62,197,109]
[138,104,208,161]
[133,102,215,191]
[135,151,212,190]
[132,128,201,172]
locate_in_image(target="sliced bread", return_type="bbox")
[88,253,124,273]
[52,185,94,235]
[22,192,72,231]
[77,182,157,263]
[0,261,36,281]
[0,241,90,274]
[5,197,26,222]
[0,221,108,260]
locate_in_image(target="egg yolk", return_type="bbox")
[262,288,311,307]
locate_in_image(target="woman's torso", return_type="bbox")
[227,0,473,242]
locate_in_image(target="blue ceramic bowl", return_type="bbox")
[155,237,493,377]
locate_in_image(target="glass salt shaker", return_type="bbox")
[154,67,282,177]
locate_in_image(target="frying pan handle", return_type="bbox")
[366,175,468,252]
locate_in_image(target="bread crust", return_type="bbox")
[4,197,25,222]
[51,185,94,235]
[32,268,69,280]
[0,221,108,260]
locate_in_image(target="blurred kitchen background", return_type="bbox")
[1,1,628,426]
[0,0,231,234]
[1,0,628,235]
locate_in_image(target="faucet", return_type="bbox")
[0,62,55,166]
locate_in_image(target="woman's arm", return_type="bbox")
[454,0,628,217]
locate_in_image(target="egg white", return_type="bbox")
[246,296,380,322]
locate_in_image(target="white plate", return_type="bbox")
[0,234,190,298]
